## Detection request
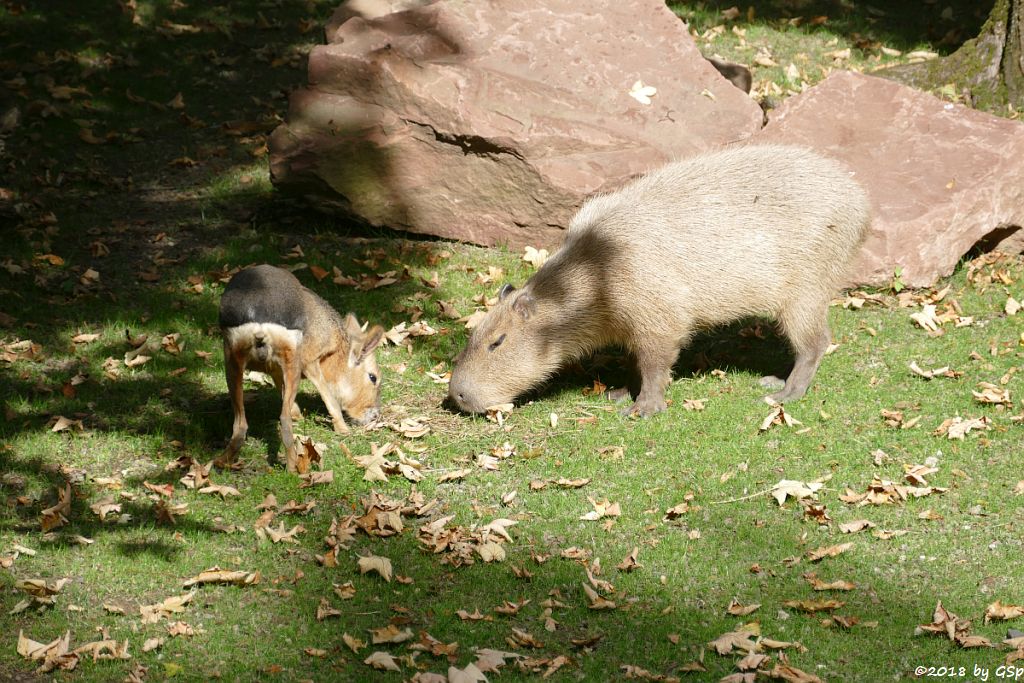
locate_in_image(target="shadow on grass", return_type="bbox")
[672,0,990,54]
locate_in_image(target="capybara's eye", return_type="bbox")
[488,334,506,351]
[369,373,378,384]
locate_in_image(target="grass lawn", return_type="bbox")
[2,1,1023,681]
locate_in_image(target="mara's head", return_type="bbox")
[321,314,385,425]
[448,284,559,414]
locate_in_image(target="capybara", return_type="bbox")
[218,265,384,471]
[448,145,869,417]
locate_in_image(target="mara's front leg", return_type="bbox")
[623,338,682,418]
[303,362,350,435]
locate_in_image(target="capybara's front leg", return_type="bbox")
[623,341,679,418]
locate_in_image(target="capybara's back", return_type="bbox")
[568,144,868,330]
[448,144,870,417]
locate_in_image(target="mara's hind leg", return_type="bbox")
[766,302,832,404]
[218,339,248,468]
[269,364,302,421]
[277,354,303,473]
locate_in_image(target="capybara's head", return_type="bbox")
[321,314,384,425]
[449,284,560,414]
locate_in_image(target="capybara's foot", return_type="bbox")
[605,387,632,403]
[622,396,667,418]
[766,383,808,405]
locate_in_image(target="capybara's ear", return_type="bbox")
[498,283,516,301]
[512,292,536,319]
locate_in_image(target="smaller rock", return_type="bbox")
[756,70,1024,287]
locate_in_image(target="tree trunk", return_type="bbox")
[880,0,1023,114]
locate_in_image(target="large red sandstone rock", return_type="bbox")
[756,70,1024,287]
[270,0,763,247]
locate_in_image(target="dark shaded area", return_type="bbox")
[673,0,991,54]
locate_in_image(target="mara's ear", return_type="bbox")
[343,313,362,339]
[351,324,384,366]
[512,291,536,319]
[498,283,516,301]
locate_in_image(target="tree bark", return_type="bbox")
[880,0,1023,114]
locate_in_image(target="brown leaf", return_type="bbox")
[40,483,72,532]
[298,470,333,488]
[370,624,413,644]
[342,633,365,653]
[839,519,875,533]
[316,597,341,621]
[617,547,641,572]
[456,608,492,622]
[357,554,393,582]
[708,628,758,655]
[143,480,174,498]
[782,598,845,613]
[581,582,616,610]
[726,598,761,616]
[182,567,259,588]
[806,542,852,562]
[198,483,240,499]
[985,600,1024,623]
[364,651,401,672]
[803,572,856,591]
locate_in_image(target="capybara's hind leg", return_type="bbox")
[767,304,831,404]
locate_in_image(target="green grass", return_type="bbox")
[3,1,1024,681]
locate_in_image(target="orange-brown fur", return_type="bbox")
[218,265,384,472]
[449,145,870,417]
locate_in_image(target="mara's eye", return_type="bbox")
[488,334,506,351]
[368,373,378,385]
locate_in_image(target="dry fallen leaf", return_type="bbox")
[522,246,549,269]
[803,572,856,591]
[771,479,823,506]
[342,633,366,653]
[581,582,616,610]
[935,415,991,440]
[364,651,401,672]
[839,519,876,534]
[708,627,758,655]
[370,624,414,644]
[357,554,393,582]
[182,567,259,588]
[783,598,845,613]
[617,547,641,572]
[726,598,761,616]
[760,404,802,432]
[984,600,1024,623]
[628,80,658,105]
[806,542,852,562]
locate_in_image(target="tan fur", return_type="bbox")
[449,144,870,416]
[218,265,384,472]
